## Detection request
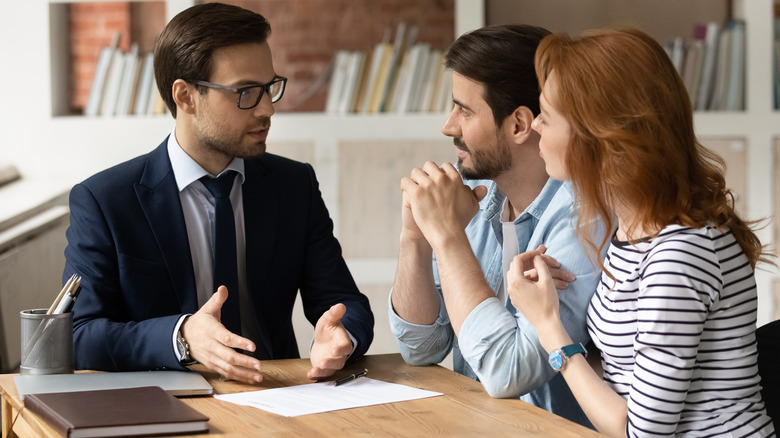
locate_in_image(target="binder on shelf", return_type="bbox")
[146,78,159,116]
[133,53,155,116]
[84,32,120,117]
[405,44,431,113]
[378,23,416,113]
[359,28,392,113]
[392,43,430,114]
[351,50,374,113]
[99,44,129,116]
[366,43,395,113]
[416,49,444,113]
[682,36,704,107]
[115,43,140,116]
[666,36,685,75]
[126,50,145,115]
[695,21,721,111]
[724,20,745,111]
[338,51,367,114]
[325,50,351,114]
[709,23,732,111]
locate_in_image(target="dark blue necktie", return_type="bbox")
[200,171,241,335]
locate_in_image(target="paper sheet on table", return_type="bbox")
[214,377,443,417]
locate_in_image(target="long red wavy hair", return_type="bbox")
[534,28,769,270]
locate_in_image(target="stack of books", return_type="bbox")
[665,19,746,112]
[325,23,453,115]
[84,33,167,117]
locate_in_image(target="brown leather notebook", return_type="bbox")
[23,385,209,437]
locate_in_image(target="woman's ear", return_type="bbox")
[172,79,196,115]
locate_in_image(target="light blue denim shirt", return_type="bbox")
[389,177,601,427]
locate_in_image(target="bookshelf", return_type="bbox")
[0,0,777,370]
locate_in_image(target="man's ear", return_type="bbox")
[507,106,535,144]
[172,79,197,115]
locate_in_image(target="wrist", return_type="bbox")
[399,230,432,252]
[176,315,196,365]
[536,318,570,354]
[426,227,469,255]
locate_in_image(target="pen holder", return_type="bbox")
[20,309,74,375]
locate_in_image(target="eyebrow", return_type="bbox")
[452,98,472,112]
[232,75,279,87]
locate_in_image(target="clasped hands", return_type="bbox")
[181,286,353,384]
[399,161,485,247]
[400,161,574,291]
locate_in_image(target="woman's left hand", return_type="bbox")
[507,251,562,332]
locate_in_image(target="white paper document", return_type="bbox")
[214,377,443,417]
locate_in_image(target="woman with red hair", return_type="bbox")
[508,28,775,437]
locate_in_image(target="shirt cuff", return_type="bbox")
[458,297,519,360]
[387,289,449,337]
[172,314,192,362]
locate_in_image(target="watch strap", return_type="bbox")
[175,316,196,365]
[560,342,587,360]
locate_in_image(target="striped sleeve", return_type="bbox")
[628,231,718,437]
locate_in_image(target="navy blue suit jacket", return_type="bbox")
[64,140,374,371]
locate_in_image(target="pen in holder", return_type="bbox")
[20,309,74,375]
[19,274,80,375]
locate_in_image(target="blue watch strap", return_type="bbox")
[549,342,588,371]
[560,342,587,360]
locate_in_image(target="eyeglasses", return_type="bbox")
[191,75,287,109]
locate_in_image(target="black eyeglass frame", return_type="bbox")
[191,75,287,109]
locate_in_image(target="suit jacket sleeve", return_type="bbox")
[297,163,374,359]
[65,181,186,371]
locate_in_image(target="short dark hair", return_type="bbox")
[153,2,272,118]
[444,24,550,125]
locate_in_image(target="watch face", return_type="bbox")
[549,351,564,370]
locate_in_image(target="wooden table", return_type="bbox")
[0,354,605,437]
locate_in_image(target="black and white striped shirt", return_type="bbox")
[588,224,775,437]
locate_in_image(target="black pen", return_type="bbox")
[333,369,367,386]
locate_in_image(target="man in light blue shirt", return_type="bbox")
[389,25,601,427]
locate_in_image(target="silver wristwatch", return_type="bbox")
[176,329,192,363]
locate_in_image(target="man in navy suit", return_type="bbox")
[63,2,374,384]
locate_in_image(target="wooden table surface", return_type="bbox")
[0,353,605,437]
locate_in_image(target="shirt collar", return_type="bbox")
[166,127,246,192]
[484,177,564,223]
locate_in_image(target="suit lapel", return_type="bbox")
[242,157,277,358]
[134,140,198,313]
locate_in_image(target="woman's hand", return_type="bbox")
[507,250,564,347]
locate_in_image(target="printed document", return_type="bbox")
[214,378,442,417]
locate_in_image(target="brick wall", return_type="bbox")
[67,0,455,114]
[69,2,132,113]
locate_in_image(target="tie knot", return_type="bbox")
[200,171,236,199]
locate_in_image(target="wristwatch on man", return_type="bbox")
[548,342,587,372]
[176,328,193,364]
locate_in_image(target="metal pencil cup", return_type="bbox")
[20,309,74,375]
